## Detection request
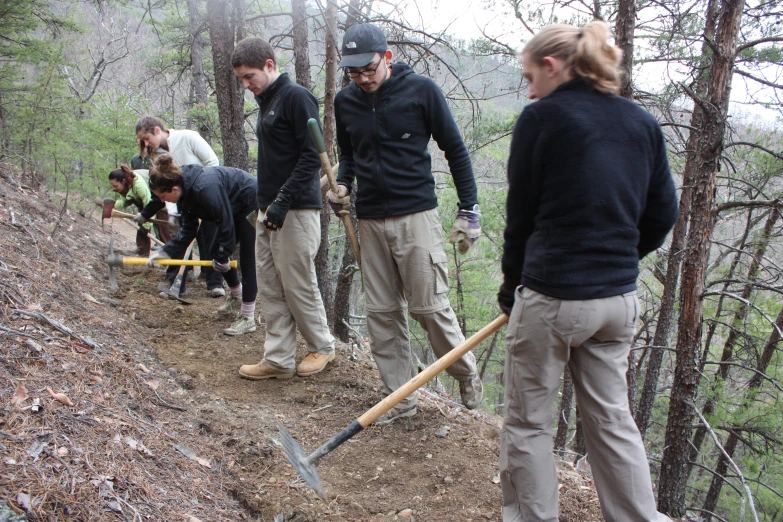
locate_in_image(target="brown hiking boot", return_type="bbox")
[296,352,335,377]
[238,361,294,380]
[459,373,484,410]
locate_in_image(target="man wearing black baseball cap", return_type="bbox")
[329,23,484,425]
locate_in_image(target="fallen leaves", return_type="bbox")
[45,387,73,406]
[173,444,212,469]
[11,381,28,407]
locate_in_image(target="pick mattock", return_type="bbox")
[307,118,361,268]
[277,314,509,499]
[97,198,168,230]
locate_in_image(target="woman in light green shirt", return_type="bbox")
[108,165,155,255]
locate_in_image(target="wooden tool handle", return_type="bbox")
[111,209,169,227]
[357,314,509,427]
[119,257,238,268]
[307,118,361,266]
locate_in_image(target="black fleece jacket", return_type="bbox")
[335,63,478,219]
[502,78,678,300]
[163,164,257,261]
[254,73,322,210]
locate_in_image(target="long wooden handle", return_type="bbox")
[116,257,238,268]
[112,209,169,227]
[357,314,508,427]
[307,118,361,266]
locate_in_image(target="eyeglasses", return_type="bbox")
[346,58,384,78]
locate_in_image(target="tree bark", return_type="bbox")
[554,367,575,453]
[572,409,586,465]
[291,0,312,89]
[186,0,209,139]
[614,0,635,100]
[657,0,746,516]
[634,0,721,440]
[206,0,247,169]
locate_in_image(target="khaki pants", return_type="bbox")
[255,209,334,372]
[359,209,477,410]
[501,287,667,522]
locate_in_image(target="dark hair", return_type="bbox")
[524,21,621,94]
[149,153,183,193]
[232,37,276,70]
[108,164,136,185]
[135,115,169,135]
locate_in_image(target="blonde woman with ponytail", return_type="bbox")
[497,21,677,522]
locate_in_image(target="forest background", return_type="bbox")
[1,0,783,520]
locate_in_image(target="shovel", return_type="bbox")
[278,314,508,499]
[157,237,197,304]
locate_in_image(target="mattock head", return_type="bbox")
[107,234,118,291]
[101,198,115,232]
[276,422,325,499]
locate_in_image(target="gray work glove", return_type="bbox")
[133,213,147,226]
[327,183,351,217]
[147,249,171,267]
[212,258,230,273]
[167,214,181,235]
[449,205,481,254]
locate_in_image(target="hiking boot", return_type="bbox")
[208,287,226,298]
[223,315,256,336]
[374,405,417,426]
[217,295,240,318]
[459,373,484,410]
[238,361,295,380]
[296,352,335,377]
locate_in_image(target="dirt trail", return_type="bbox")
[0,175,606,521]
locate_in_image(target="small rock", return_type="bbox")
[434,426,450,438]
[398,509,413,517]
[167,368,177,378]
[444,476,454,484]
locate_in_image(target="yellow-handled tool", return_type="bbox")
[307,118,361,268]
[107,255,237,268]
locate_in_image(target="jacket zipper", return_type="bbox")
[369,90,388,216]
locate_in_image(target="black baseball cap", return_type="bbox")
[338,24,388,69]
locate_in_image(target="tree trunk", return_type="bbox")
[657,1,745,516]
[614,0,635,100]
[291,0,312,89]
[701,303,783,517]
[634,0,721,440]
[572,409,586,465]
[206,0,247,169]
[554,367,574,453]
[186,0,209,139]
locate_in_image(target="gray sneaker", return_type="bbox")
[459,374,484,410]
[209,287,226,298]
[374,405,417,426]
[217,295,240,318]
[223,315,256,336]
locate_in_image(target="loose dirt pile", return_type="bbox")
[0,169,606,521]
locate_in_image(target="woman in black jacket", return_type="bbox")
[497,21,677,522]
[147,154,259,336]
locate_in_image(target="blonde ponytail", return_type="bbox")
[524,21,622,94]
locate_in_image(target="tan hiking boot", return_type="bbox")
[217,295,240,318]
[223,315,256,336]
[459,373,484,410]
[374,405,417,426]
[296,352,335,377]
[238,361,295,380]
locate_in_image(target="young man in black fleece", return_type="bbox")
[329,23,484,425]
[231,37,335,380]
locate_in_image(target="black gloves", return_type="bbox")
[263,190,293,231]
[498,277,520,316]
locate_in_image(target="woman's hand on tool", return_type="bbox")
[212,258,231,273]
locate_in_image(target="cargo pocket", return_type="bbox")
[624,293,639,328]
[430,251,449,294]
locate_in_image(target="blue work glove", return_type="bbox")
[263,190,293,231]
[212,258,230,273]
[327,183,350,217]
[449,205,481,254]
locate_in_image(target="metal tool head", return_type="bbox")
[276,422,325,499]
[101,199,115,231]
[157,281,193,305]
[107,235,118,290]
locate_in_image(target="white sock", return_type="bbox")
[241,301,255,318]
[230,284,242,299]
